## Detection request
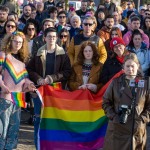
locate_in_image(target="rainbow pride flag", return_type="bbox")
[38,70,124,150]
[11,92,27,108]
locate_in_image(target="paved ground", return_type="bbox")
[17,110,35,150]
[17,111,150,150]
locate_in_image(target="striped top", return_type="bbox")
[82,63,92,84]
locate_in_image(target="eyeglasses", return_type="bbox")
[127,3,131,5]
[46,35,56,38]
[60,35,67,38]
[12,40,23,44]
[145,13,150,16]
[6,24,16,28]
[28,28,35,31]
[83,23,93,26]
[58,16,66,19]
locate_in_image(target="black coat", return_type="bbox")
[99,57,123,84]
[31,35,45,57]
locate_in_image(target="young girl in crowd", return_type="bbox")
[0,32,36,149]
[68,41,103,93]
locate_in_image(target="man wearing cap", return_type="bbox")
[123,16,149,48]
[138,6,146,25]
[44,0,55,10]
[56,1,65,12]
[68,16,107,66]
[31,18,55,56]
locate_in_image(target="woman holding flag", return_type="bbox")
[68,41,103,93]
[102,53,150,150]
[0,31,36,150]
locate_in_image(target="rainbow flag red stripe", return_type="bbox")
[11,92,27,108]
[38,70,124,150]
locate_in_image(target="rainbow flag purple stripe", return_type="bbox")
[38,71,124,150]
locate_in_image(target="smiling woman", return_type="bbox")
[0,19,17,43]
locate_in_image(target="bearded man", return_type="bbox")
[97,15,114,42]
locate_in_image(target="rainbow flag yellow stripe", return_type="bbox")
[11,92,27,108]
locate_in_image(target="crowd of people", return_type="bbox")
[0,0,150,149]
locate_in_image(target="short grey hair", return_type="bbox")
[71,15,81,25]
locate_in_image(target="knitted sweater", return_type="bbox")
[0,52,33,101]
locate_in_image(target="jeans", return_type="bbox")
[33,96,41,150]
[0,98,21,150]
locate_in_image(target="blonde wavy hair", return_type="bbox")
[1,31,29,63]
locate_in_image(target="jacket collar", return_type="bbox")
[36,44,65,56]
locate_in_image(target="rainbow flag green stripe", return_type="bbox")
[5,58,28,84]
[11,92,27,108]
[40,116,107,133]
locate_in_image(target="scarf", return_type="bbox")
[116,55,124,64]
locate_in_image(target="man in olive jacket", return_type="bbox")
[26,27,71,149]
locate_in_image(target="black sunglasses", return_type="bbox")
[60,35,67,38]
[6,24,16,28]
[83,23,93,26]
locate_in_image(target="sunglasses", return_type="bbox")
[145,13,150,16]
[83,23,93,26]
[60,35,67,38]
[59,16,66,19]
[6,24,16,28]
[28,28,35,31]
[127,3,131,5]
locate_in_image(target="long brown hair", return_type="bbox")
[77,41,100,65]
[1,31,29,63]
[110,27,122,39]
